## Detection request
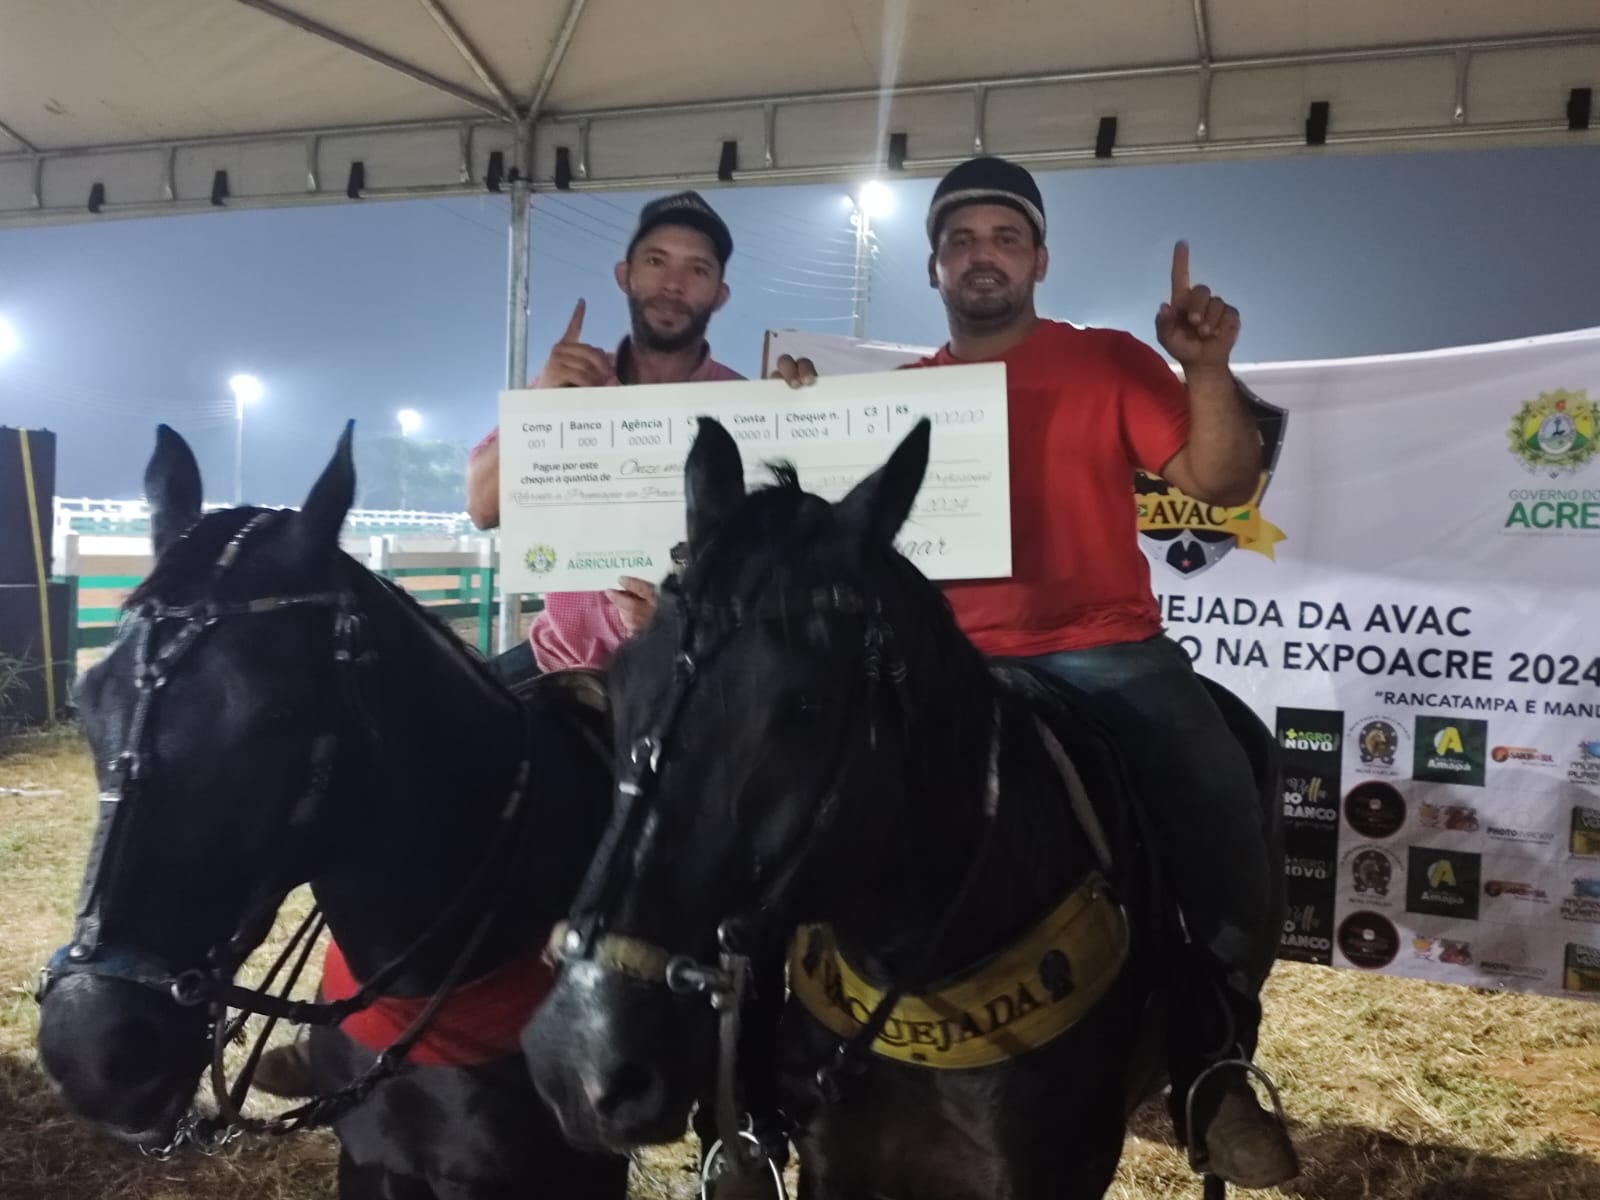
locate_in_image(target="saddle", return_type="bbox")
[988,659,1281,977]
[509,666,614,771]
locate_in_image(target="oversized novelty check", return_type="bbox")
[496,363,1010,593]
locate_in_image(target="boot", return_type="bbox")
[1186,1067,1300,1190]
[1164,951,1298,1190]
[251,1037,318,1099]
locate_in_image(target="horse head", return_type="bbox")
[35,422,375,1146]
[523,416,1011,1150]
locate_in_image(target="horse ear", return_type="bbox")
[685,417,745,553]
[297,420,356,551]
[144,424,203,558]
[836,418,930,547]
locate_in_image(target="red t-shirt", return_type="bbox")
[904,320,1190,657]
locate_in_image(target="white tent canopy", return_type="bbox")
[2,0,1597,228]
[3,1,1595,653]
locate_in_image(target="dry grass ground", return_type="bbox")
[3,726,1598,1199]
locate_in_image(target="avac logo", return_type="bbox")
[1136,381,1288,577]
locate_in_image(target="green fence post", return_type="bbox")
[477,566,495,657]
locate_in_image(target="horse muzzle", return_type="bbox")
[36,963,210,1142]
[523,957,710,1150]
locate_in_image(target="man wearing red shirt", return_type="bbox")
[907,156,1298,1188]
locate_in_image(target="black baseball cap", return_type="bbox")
[628,190,734,267]
[926,156,1046,246]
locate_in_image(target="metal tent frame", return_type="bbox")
[1,1,1595,648]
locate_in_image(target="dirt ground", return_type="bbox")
[3,726,1598,1199]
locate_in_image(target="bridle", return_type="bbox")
[36,510,537,1155]
[547,567,1002,1192]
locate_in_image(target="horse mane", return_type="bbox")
[682,461,836,603]
[126,506,514,703]
[347,562,515,701]
[765,461,801,492]
[126,506,276,607]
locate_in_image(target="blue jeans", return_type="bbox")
[1024,634,1271,998]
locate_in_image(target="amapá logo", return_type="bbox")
[1413,716,1488,787]
[1406,847,1482,921]
[1135,381,1288,577]
[1508,389,1597,477]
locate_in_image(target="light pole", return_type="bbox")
[229,374,263,505]
[847,181,894,338]
[395,408,422,509]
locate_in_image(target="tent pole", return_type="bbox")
[499,118,532,654]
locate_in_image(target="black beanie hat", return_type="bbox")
[926,156,1046,246]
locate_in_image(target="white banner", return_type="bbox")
[763,325,1600,1002]
[496,365,1012,594]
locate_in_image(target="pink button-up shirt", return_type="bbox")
[471,338,744,673]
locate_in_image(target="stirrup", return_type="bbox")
[1181,1055,1289,1175]
[700,1129,788,1200]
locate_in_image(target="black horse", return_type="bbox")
[523,418,1285,1199]
[36,424,629,1199]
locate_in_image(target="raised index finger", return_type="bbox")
[560,298,586,344]
[1170,241,1191,303]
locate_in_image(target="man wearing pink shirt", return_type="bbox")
[464,190,813,679]
[253,193,813,1111]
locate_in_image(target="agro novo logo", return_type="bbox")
[1281,728,1339,754]
[1285,856,1333,882]
[1135,381,1288,577]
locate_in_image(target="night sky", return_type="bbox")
[2,142,1596,504]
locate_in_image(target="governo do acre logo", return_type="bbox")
[524,543,558,575]
[1508,389,1596,477]
[1504,389,1600,535]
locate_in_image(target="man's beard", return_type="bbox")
[628,294,714,353]
[944,267,1030,329]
